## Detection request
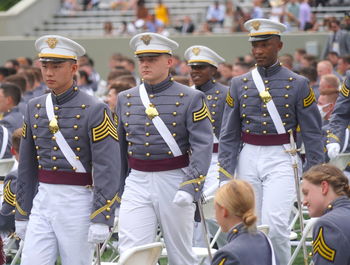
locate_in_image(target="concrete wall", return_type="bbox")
[0,0,60,36]
[0,32,329,79]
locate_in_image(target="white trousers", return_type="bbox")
[237,144,300,265]
[21,183,94,265]
[118,169,197,265]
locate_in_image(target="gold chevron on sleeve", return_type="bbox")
[340,83,350,97]
[92,109,119,142]
[226,90,234,107]
[3,180,15,206]
[303,87,316,108]
[15,201,28,216]
[327,133,340,143]
[90,193,121,219]
[219,167,234,179]
[218,258,226,265]
[22,122,27,138]
[312,227,336,262]
[193,99,213,122]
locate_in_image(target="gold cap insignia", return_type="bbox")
[46,38,58,49]
[141,35,152,45]
[252,21,261,31]
[192,47,200,56]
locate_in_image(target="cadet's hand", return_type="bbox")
[173,191,193,206]
[88,223,110,244]
[327,143,341,160]
[15,220,29,240]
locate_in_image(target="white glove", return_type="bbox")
[88,223,110,244]
[327,143,341,160]
[172,191,193,206]
[219,180,230,187]
[15,220,29,240]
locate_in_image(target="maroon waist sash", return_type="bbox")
[38,169,93,186]
[241,132,293,146]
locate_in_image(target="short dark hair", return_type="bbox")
[109,80,133,94]
[0,82,22,106]
[4,74,27,93]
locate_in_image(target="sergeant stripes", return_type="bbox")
[340,83,350,98]
[92,109,119,142]
[303,87,316,108]
[226,91,234,107]
[313,227,336,262]
[3,180,15,206]
[193,99,213,122]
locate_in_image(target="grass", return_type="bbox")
[0,0,21,11]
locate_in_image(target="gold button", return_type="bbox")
[214,96,218,100]
[242,114,246,118]
[36,145,40,150]
[246,120,250,124]
[233,228,238,233]
[126,132,129,136]
[326,140,330,143]
[73,125,78,129]
[34,114,39,118]
[125,122,129,127]
[285,85,290,89]
[128,151,133,155]
[52,136,56,140]
[36,155,40,160]
[74,87,78,91]
[327,204,332,209]
[179,93,184,97]
[289,77,293,81]
[195,188,199,192]
[76,147,81,152]
[150,94,155,98]
[33,124,38,129]
[263,121,267,125]
[243,78,248,82]
[74,136,79,141]
[212,111,216,115]
[172,122,176,127]
[81,104,86,109]
[264,80,269,84]
[215,90,220,94]
[283,122,286,126]
[145,122,150,126]
[106,215,111,220]
[52,156,57,161]
[53,146,58,151]
[168,151,172,155]
[38,165,42,169]
[12,209,15,214]
[285,114,290,118]
[263,130,267,134]
[106,207,111,212]
[33,135,37,140]
[76,114,81,119]
[145,142,150,147]
[263,113,267,117]
[127,102,131,107]
[146,132,150,136]
[55,115,58,119]
[75,156,79,160]
[107,200,111,204]
[326,130,330,133]
[266,87,270,91]
[73,167,77,171]
[197,181,201,185]
[285,104,289,108]
[126,112,130,116]
[172,133,176,137]
[199,175,204,178]
[52,166,58,171]
[127,93,131,98]
[212,104,217,107]
[128,142,132,146]
[213,126,216,130]
[284,94,289,98]
[54,106,59,111]
[36,104,41,108]
[246,129,250,133]
[146,152,151,157]
[263,104,267,108]
[242,104,246,108]
[175,102,180,106]
[244,86,248,90]
[172,112,177,116]
[243,95,248,98]
[308,252,313,257]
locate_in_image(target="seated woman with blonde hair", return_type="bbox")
[211,179,277,265]
[302,164,350,265]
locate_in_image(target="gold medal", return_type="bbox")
[259,90,272,104]
[145,103,159,120]
[49,117,59,134]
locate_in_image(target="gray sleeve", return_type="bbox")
[88,102,121,227]
[218,79,242,182]
[15,104,39,220]
[211,249,240,265]
[179,91,213,201]
[296,78,324,170]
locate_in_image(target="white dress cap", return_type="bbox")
[35,35,86,61]
[184,45,225,68]
[129,32,179,57]
[244,18,287,42]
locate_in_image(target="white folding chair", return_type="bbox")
[117,242,163,265]
[329,153,350,171]
[287,217,319,265]
[0,158,16,177]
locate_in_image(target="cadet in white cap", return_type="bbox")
[15,35,121,264]
[218,19,324,264]
[116,32,213,265]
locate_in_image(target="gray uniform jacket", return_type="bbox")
[195,79,228,139]
[327,71,350,146]
[219,63,324,180]
[0,169,17,232]
[0,106,24,159]
[321,30,350,59]
[211,223,276,265]
[116,76,213,201]
[15,85,121,226]
[312,196,350,265]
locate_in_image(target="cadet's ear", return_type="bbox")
[320,180,329,195]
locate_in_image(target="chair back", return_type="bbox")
[118,242,163,265]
